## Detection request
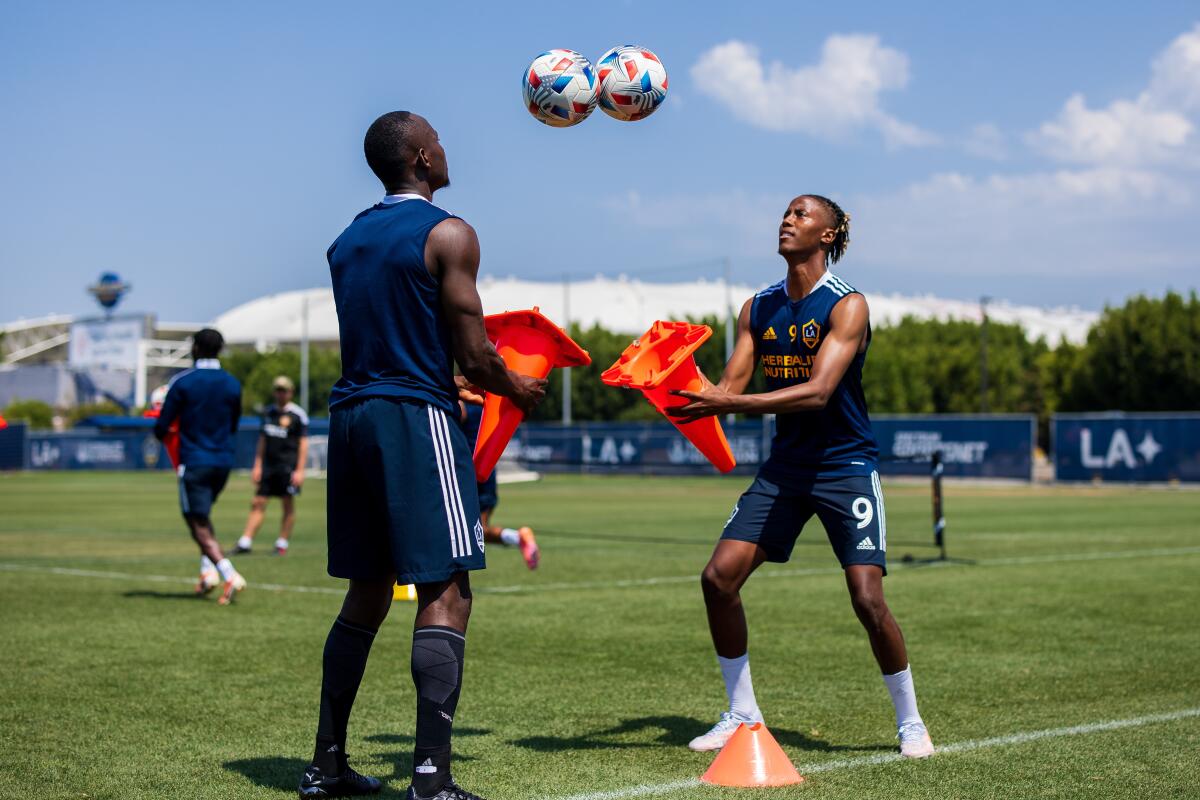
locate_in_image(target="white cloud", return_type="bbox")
[691,36,936,148]
[1029,94,1192,165]
[1029,24,1200,166]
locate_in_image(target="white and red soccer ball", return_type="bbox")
[522,49,599,128]
[596,45,668,122]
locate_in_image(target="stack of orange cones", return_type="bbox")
[601,320,736,473]
[700,722,804,787]
[472,307,590,482]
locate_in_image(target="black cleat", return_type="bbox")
[298,764,382,798]
[233,544,252,554]
[405,780,488,800]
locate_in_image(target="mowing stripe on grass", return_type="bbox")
[2,545,1200,597]
[555,707,1200,800]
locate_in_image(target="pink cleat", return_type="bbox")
[518,527,540,570]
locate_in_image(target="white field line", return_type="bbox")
[1,545,1199,597]
[555,707,1200,800]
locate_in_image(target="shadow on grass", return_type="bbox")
[122,589,199,600]
[224,756,309,792]
[511,715,893,754]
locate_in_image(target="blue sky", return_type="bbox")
[2,1,1198,324]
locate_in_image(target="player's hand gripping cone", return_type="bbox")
[472,308,590,482]
[700,721,804,788]
[601,321,736,473]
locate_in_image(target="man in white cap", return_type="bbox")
[235,375,309,555]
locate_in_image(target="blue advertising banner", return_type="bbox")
[1053,413,1200,483]
[18,414,1034,479]
[27,430,174,471]
[509,415,1035,479]
[873,415,1035,479]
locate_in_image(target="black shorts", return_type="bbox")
[477,472,498,514]
[327,397,486,584]
[721,464,888,574]
[257,468,300,497]
[178,465,231,519]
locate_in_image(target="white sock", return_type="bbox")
[274,537,289,551]
[200,555,216,574]
[883,665,923,727]
[717,653,762,722]
[237,535,253,550]
[215,558,237,581]
[499,528,521,547]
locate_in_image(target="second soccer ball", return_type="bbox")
[597,45,668,121]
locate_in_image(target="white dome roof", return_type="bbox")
[212,276,1097,347]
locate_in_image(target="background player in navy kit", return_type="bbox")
[668,196,934,759]
[153,328,247,606]
[298,112,546,800]
[235,375,309,556]
[460,403,539,570]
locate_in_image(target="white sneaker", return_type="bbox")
[688,711,758,752]
[898,721,934,758]
[195,569,220,596]
[218,573,247,606]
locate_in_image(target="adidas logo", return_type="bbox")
[762,327,777,340]
[416,758,437,774]
[856,538,876,551]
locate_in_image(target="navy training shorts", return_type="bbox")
[178,464,231,520]
[327,397,486,584]
[477,471,498,514]
[721,464,888,574]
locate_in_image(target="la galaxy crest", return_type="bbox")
[801,319,821,349]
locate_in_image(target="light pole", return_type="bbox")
[979,295,991,413]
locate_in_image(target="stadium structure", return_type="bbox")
[1,275,1097,409]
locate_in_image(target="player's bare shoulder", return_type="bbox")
[425,216,480,278]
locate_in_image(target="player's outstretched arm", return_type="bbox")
[716,297,757,395]
[428,218,547,415]
[670,294,869,421]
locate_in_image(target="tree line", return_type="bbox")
[5,291,1197,444]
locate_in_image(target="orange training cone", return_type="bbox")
[393,583,417,601]
[473,307,590,482]
[700,722,804,788]
[600,321,736,473]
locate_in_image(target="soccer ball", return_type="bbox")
[521,49,598,127]
[596,45,668,121]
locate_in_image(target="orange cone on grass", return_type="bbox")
[700,722,804,788]
[472,307,590,482]
[600,321,736,473]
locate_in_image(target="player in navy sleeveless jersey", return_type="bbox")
[669,196,934,759]
[298,112,546,800]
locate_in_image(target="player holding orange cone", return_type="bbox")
[601,320,735,473]
[472,308,589,482]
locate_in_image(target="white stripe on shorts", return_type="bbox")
[870,470,887,551]
[432,407,473,557]
[429,407,470,556]
[428,406,465,558]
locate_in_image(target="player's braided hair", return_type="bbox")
[805,194,851,265]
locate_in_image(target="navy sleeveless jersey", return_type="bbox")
[327,198,459,414]
[751,271,879,473]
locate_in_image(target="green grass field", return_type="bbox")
[1,471,1198,800]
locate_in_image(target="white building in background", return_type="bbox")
[212,275,1098,348]
[1,276,1099,409]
